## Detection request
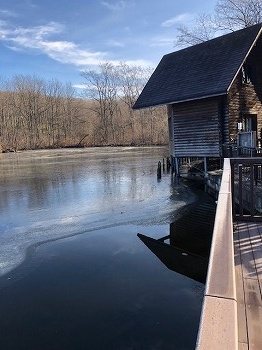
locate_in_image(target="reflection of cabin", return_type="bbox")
[137,198,216,283]
[133,24,262,174]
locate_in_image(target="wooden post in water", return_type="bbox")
[204,157,208,177]
[174,157,180,176]
[157,161,161,179]
[167,157,171,172]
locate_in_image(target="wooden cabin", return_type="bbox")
[133,23,262,174]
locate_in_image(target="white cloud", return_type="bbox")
[0,21,64,46]
[161,13,195,27]
[0,20,152,69]
[101,1,129,11]
[150,36,174,48]
[72,84,88,90]
[0,21,108,66]
[106,39,125,48]
[0,9,18,17]
[122,58,152,67]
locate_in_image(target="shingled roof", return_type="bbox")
[133,23,262,109]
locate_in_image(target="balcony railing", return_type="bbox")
[222,144,258,157]
[231,157,262,221]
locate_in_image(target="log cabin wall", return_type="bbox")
[228,37,262,143]
[219,95,229,145]
[167,105,174,157]
[171,97,221,157]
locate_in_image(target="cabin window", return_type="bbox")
[242,114,257,133]
[241,63,254,84]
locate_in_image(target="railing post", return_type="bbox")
[239,164,243,218]
[231,160,236,220]
[250,164,255,216]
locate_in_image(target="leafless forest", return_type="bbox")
[0,63,168,152]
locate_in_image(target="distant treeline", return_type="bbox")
[0,63,168,152]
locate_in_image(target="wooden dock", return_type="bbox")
[196,158,262,349]
[234,221,262,350]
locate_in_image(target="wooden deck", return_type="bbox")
[234,221,262,350]
[196,158,262,350]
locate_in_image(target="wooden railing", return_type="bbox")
[196,157,262,349]
[222,143,258,157]
[231,157,262,221]
[196,158,237,350]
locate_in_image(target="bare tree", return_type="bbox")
[175,0,262,47]
[0,67,168,151]
[215,0,262,31]
[0,75,86,151]
[81,62,121,145]
[118,62,153,144]
[80,62,168,146]
[6,75,46,149]
[176,13,218,46]
[60,82,86,146]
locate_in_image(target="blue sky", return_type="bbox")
[0,0,217,90]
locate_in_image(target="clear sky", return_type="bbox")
[0,0,217,90]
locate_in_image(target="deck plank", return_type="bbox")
[243,278,262,349]
[238,222,257,279]
[235,221,262,350]
[259,278,262,298]
[238,342,248,350]
[248,224,262,280]
[234,231,248,345]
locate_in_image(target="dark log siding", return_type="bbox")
[219,95,229,145]
[167,105,174,157]
[228,37,262,143]
[172,98,221,157]
[228,75,262,142]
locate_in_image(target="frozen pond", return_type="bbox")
[0,147,215,349]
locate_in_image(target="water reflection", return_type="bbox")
[0,147,215,349]
[1,147,186,276]
[138,199,216,284]
[138,233,208,284]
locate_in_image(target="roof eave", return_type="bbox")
[166,92,227,105]
[133,92,227,110]
[227,26,262,93]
